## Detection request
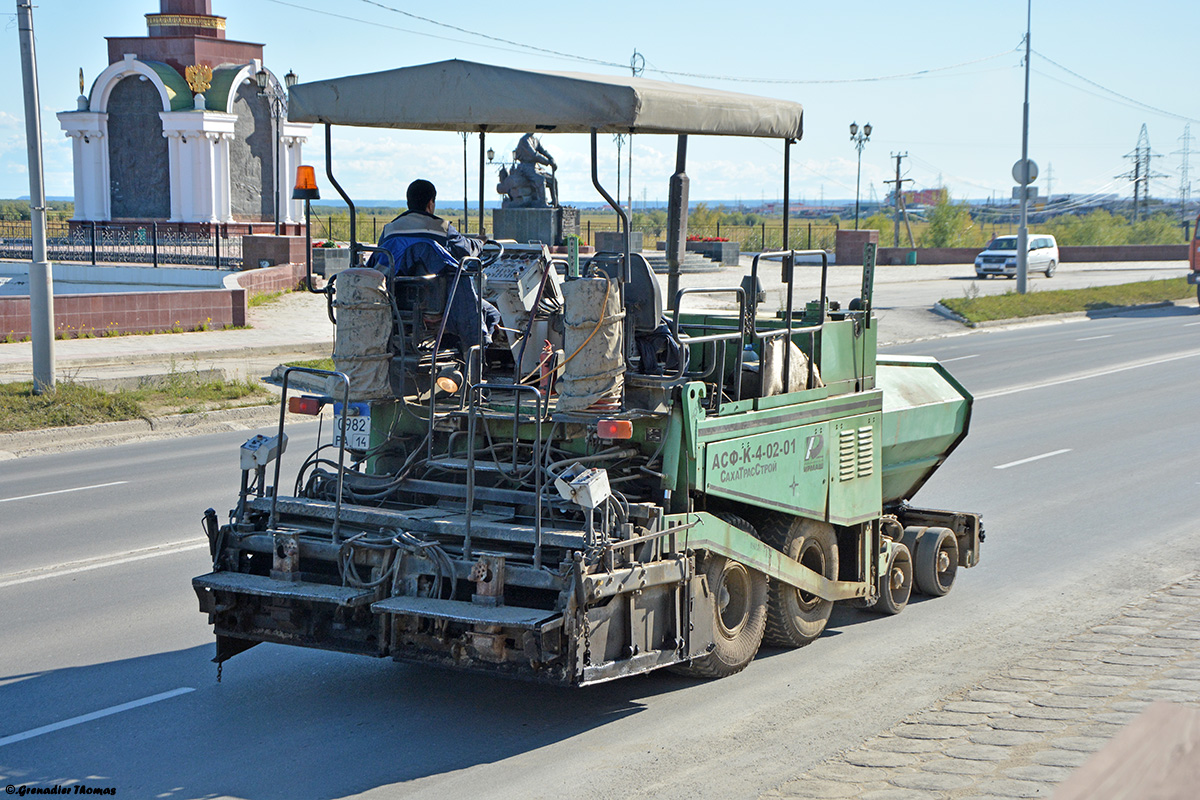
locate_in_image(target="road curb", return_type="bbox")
[932,302,972,326]
[0,341,333,376]
[0,403,280,459]
[931,300,1178,331]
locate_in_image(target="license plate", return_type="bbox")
[333,402,371,451]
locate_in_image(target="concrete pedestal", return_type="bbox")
[243,235,306,269]
[492,207,580,246]
[594,231,643,253]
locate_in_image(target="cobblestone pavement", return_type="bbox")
[764,575,1200,800]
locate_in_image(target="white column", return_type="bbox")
[280,122,311,225]
[178,133,195,221]
[164,130,183,221]
[216,133,233,222]
[160,110,237,223]
[56,111,109,220]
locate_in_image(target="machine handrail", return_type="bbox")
[271,367,352,540]
[465,382,547,568]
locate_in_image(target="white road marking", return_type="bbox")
[977,349,1200,400]
[940,354,979,363]
[1185,321,1200,327]
[0,540,207,590]
[0,480,128,504]
[0,688,194,747]
[1075,334,1113,341]
[994,449,1072,470]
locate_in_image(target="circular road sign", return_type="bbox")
[1012,159,1039,184]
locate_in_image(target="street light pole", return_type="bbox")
[17,0,54,392]
[1017,0,1032,295]
[256,68,297,236]
[850,121,872,230]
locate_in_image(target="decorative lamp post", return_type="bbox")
[850,121,872,230]
[256,67,298,235]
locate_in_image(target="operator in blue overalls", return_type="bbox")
[372,179,501,347]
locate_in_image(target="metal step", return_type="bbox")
[250,496,585,550]
[371,595,558,628]
[193,571,375,606]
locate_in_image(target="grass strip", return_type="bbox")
[285,357,335,371]
[940,277,1193,324]
[0,371,269,433]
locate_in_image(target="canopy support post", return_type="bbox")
[478,129,486,237]
[665,134,689,312]
[325,123,357,263]
[590,128,633,398]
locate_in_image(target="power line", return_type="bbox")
[266,0,1019,88]
[641,48,1020,85]
[354,0,629,69]
[1033,49,1200,124]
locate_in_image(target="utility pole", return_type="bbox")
[1120,124,1167,222]
[1016,0,1033,295]
[1174,124,1193,227]
[1044,163,1053,204]
[17,0,55,392]
[883,152,911,247]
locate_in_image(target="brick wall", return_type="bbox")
[0,262,306,340]
[1,289,240,340]
[835,229,879,265]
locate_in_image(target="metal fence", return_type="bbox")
[0,220,242,268]
[307,213,843,253]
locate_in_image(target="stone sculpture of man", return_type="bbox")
[504,132,558,208]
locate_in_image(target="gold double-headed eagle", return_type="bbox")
[185,64,212,95]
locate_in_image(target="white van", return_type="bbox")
[974,234,1059,279]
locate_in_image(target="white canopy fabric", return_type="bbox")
[288,60,803,140]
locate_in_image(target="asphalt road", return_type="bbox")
[1,304,1198,799]
[680,258,1190,345]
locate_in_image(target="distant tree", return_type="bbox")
[861,212,895,246]
[920,194,980,248]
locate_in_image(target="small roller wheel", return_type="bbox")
[873,542,912,615]
[672,514,767,679]
[914,526,959,597]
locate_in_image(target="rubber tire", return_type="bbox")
[673,514,768,679]
[913,526,959,597]
[1045,259,1056,278]
[873,543,912,615]
[758,513,839,648]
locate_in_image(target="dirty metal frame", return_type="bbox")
[465,382,547,568]
[271,366,352,538]
[590,129,635,379]
[750,248,830,392]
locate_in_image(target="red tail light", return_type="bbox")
[597,419,633,440]
[288,396,322,415]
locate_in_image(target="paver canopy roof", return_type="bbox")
[287,59,803,140]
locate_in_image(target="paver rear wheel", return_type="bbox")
[913,526,959,597]
[758,513,839,647]
[671,514,767,679]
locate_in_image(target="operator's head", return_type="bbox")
[407,179,437,213]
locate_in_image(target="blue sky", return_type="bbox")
[2,0,1198,208]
